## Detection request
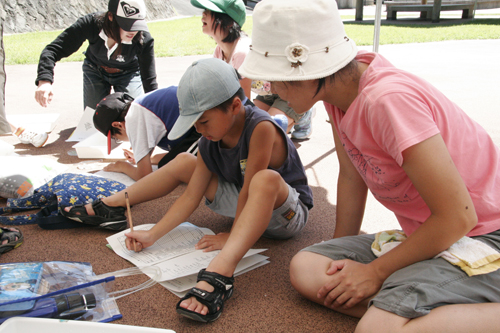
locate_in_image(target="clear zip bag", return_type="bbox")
[0,261,159,324]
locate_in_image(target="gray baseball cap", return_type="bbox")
[168,58,241,140]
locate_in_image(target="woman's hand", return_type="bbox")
[317,259,382,309]
[195,233,230,252]
[35,81,54,107]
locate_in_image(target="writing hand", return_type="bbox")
[124,230,155,252]
[317,260,382,309]
[195,233,229,252]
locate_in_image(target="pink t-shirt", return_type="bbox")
[326,51,500,237]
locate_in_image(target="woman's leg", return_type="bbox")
[356,303,500,333]
[111,70,143,99]
[82,60,111,110]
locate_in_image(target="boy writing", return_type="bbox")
[62,58,313,322]
[93,87,201,180]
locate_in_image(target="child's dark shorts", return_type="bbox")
[301,229,500,318]
[205,178,308,239]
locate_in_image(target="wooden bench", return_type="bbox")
[385,0,475,22]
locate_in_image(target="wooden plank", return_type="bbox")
[385,2,475,21]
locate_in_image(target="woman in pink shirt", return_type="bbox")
[240,0,500,331]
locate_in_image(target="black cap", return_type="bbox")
[93,92,134,137]
[108,0,149,32]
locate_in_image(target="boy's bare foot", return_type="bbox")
[64,203,94,215]
[176,269,234,322]
[178,280,214,315]
[60,199,127,230]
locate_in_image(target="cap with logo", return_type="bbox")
[108,0,148,32]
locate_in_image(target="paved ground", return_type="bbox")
[2,7,500,234]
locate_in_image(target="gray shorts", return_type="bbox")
[301,229,500,318]
[205,178,308,239]
[255,94,303,123]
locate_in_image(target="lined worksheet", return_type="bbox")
[107,223,214,266]
[106,222,268,290]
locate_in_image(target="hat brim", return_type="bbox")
[168,112,203,141]
[115,16,149,32]
[107,131,112,155]
[190,0,225,13]
[239,39,358,82]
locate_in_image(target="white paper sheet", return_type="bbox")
[7,113,59,133]
[166,260,270,298]
[66,106,99,142]
[106,222,268,283]
[150,248,267,282]
[72,132,127,159]
[107,223,214,267]
[159,254,269,293]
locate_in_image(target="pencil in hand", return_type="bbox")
[125,192,137,252]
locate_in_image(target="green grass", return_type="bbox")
[4,15,500,65]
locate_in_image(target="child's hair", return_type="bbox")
[97,12,143,59]
[315,59,359,95]
[216,87,245,112]
[210,11,244,43]
[109,101,133,136]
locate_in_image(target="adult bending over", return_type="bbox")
[239,0,500,332]
[35,0,157,110]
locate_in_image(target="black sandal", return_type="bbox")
[176,269,234,323]
[61,199,127,230]
[0,227,23,254]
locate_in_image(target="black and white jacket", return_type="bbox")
[35,12,158,92]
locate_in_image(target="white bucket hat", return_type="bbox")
[239,0,358,82]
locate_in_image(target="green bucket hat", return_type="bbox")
[191,0,246,28]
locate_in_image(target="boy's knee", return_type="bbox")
[172,152,197,167]
[249,170,281,191]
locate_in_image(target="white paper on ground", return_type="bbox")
[107,223,215,267]
[106,222,268,282]
[7,113,59,133]
[66,107,99,142]
[94,170,136,187]
[160,254,269,293]
[72,132,127,159]
[94,165,158,187]
[150,248,267,282]
[166,260,270,298]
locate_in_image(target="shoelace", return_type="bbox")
[19,131,38,141]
